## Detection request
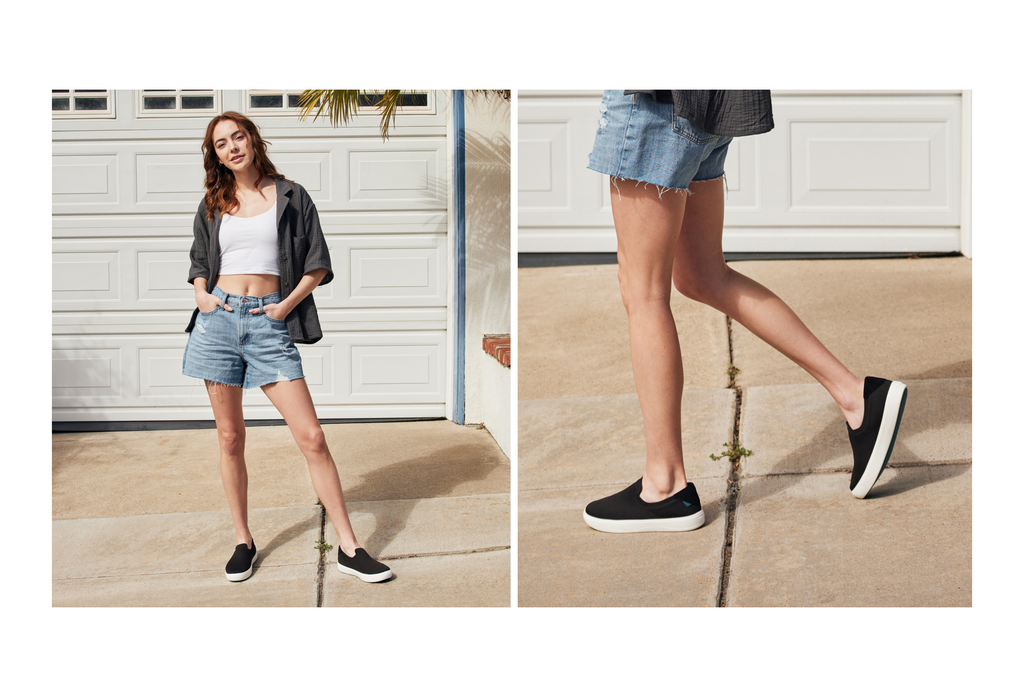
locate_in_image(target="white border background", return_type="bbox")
[19,1,1012,693]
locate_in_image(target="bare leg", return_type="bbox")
[260,378,361,556]
[205,381,253,547]
[610,179,691,502]
[672,178,865,427]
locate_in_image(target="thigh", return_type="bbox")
[672,177,728,284]
[611,178,688,299]
[205,380,246,436]
[260,378,323,446]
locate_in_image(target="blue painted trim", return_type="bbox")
[452,90,467,424]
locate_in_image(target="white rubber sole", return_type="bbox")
[225,550,257,582]
[583,508,706,533]
[337,562,393,583]
[851,381,907,499]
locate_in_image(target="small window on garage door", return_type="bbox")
[52,90,114,118]
[136,90,221,117]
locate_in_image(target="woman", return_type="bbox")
[582,91,908,533]
[183,111,391,583]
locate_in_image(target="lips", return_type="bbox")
[231,154,244,164]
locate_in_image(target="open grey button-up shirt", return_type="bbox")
[186,178,333,344]
[625,90,774,137]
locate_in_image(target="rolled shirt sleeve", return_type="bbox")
[187,206,211,285]
[298,186,333,286]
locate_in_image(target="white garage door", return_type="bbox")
[519,90,968,255]
[53,90,450,423]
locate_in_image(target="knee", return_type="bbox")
[617,264,671,314]
[672,272,705,302]
[673,263,728,306]
[300,425,329,457]
[218,428,245,457]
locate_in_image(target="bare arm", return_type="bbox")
[256,268,328,319]
[194,277,232,312]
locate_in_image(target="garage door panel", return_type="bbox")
[138,251,193,302]
[790,121,951,213]
[52,154,120,206]
[53,348,124,397]
[345,333,445,403]
[53,239,192,311]
[136,153,205,204]
[320,211,448,235]
[518,98,605,227]
[518,119,570,208]
[337,236,447,307]
[52,251,122,302]
[723,136,762,212]
[139,347,198,397]
[344,143,446,208]
[727,95,961,228]
[269,150,331,200]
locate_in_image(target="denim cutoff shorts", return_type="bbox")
[587,90,733,192]
[182,287,304,389]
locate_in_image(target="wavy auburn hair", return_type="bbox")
[201,111,286,219]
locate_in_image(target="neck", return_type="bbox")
[233,165,263,193]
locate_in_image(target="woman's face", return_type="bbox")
[212,120,254,174]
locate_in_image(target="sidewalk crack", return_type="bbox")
[315,503,326,607]
[717,315,742,608]
[379,545,510,562]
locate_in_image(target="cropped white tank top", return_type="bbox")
[218,202,280,276]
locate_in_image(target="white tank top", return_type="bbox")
[218,202,280,276]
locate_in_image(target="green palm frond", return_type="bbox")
[297,90,360,129]
[298,89,402,138]
[373,90,404,138]
[298,90,510,140]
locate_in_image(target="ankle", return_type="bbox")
[338,540,360,558]
[839,378,866,429]
[640,469,688,503]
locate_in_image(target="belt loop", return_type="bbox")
[258,297,264,314]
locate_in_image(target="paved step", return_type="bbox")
[518,478,729,607]
[726,464,972,607]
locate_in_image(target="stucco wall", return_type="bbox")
[462,93,511,455]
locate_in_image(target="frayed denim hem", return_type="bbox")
[609,172,727,201]
[691,172,728,199]
[609,176,691,201]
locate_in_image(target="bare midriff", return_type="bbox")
[216,273,281,297]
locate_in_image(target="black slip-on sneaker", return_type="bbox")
[583,478,705,533]
[848,376,908,499]
[338,548,392,583]
[225,541,257,582]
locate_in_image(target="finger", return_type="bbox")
[224,303,233,311]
